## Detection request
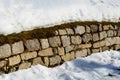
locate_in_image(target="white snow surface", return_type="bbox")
[1,50,120,80]
[0,0,120,35]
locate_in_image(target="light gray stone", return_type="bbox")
[65,45,74,53]
[58,47,65,56]
[9,55,21,66]
[49,36,61,47]
[90,25,98,32]
[21,51,37,60]
[61,36,70,47]
[50,55,61,66]
[100,31,107,40]
[86,26,90,33]
[66,28,74,35]
[38,48,53,56]
[25,39,40,51]
[40,39,49,49]
[93,33,99,41]
[82,33,92,43]
[107,30,114,37]
[76,49,87,58]
[19,62,31,70]
[33,57,44,65]
[71,36,82,44]
[75,26,85,35]
[0,44,11,59]
[12,41,24,55]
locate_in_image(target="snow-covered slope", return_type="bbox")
[1,50,120,80]
[0,0,120,35]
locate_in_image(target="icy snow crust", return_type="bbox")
[1,50,120,80]
[0,0,120,35]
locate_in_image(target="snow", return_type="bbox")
[1,50,120,80]
[0,0,120,35]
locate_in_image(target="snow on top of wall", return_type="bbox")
[0,0,120,35]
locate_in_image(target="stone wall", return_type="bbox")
[0,23,120,74]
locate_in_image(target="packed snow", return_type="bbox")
[1,50,120,80]
[0,0,120,35]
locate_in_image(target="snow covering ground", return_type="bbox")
[0,0,120,35]
[1,50,120,80]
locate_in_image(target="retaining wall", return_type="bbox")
[0,22,120,74]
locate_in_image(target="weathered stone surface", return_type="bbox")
[58,29,67,35]
[114,31,117,36]
[100,31,107,40]
[107,30,114,37]
[58,47,65,56]
[49,36,61,47]
[93,40,105,48]
[71,36,82,44]
[90,25,98,32]
[0,60,7,68]
[9,55,21,66]
[102,46,109,51]
[21,51,37,60]
[92,49,99,53]
[105,37,116,46]
[79,43,92,49]
[19,62,31,70]
[87,49,91,55]
[0,44,11,58]
[33,57,44,65]
[75,26,85,35]
[86,26,90,33]
[99,24,102,31]
[50,55,61,66]
[38,48,53,56]
[65,45,74,53]
[12,41,24,55]
[76,49,87,58]
[82,33,92,43]
[115,45,120,50]
[61,36,70,47]
[44,57,49,66]
[40,39,49,49]
[55,30,59,35]
[115,37,120,44]
[52,48,58,54]
[103,25,114,30]
[62,52,75,61]
[93,33,99,41]
[25,39,40,51]
[66,28,74,35]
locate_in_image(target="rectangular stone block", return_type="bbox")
[90,25,98,32]
[44,57,49,66]
[99,31,107,40]
[107,30,114,37]
[61,52,75,61]
[86,26,90,33]
[50,55,61,66]
[105,37,116,46]
[38,48,53,56]
[82,33,92,43]
[58,29,67,35]
[0,60,7,68]
[25,39,40,51]
[65,45,74,53]
[71,36,81,44]
[76,49,87,58]
[58,47,65,56]
[9,55,21,66]
[0,44,11,59]
[19,62,31,70]
[61,36,70,47]
[79,43,92,49]
[21,51,37,60]
[33,57,44,65]
[49,36,61,47]
[40,38,49,49]
[75,26,85,35]
[93,33,99,41]
[12,41,24,55]
[66,28,74,35]
[92,49,99,53]
[93,40,105,48]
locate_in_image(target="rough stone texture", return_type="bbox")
[93,40,105,48]
[105,37,116,46]
[86,26,90,33]
[99,24,102,31]
[62,52,75,61]
[93,33,99,41]
[75,26,85,35]
[76,49,87,58]
[100,31,107,40]
[55,30,59,35]
[79,43,92,49]
[82,33,92,43]
[9,55,21,66]
[21,51,37,60]
[0,60,7,68]
[0,44,11,59]
[33,57,44,65]
[66,28,74,35]
[40,39,49,49]
[58,47,65,56]
[92,49,99,53]
[65,45,75,53]
[103,25,114,30]
[90,25,98,32]
[12,41,24,55]
[115,45,120,50]
[107,30,114,37]
[58,29,67,35]
[71,36,82,44]
[38,48,53,56]
[50,55,61,66]
[49,36,61,47]
[115,37,120,44]
[87,49,91,55]
[44,57,49,66]
[25,39,40,51]
[19,62,31,70]
[61,36,70,47]
[102,46,109,51]
[114,31,117,36]
[52,48,58,54]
